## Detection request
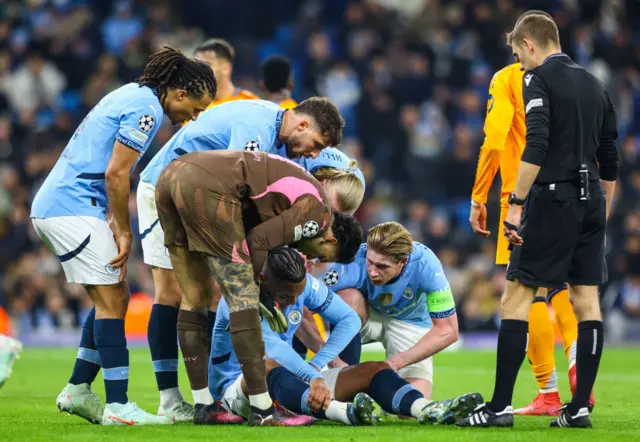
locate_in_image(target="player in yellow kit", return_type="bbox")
[193,39,258,111]
[469,9,593,417]
[260,55,298,109]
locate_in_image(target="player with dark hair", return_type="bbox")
[210,247,369,426]
[30,46,215,426]
[193,38,258,107]
[261,55,297,110]
[155,149,363,426]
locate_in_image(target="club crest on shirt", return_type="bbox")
[288,309,302,325]
[380,292,393,306]
[403,288,414,300]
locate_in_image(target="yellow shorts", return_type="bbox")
[496,205,511,265]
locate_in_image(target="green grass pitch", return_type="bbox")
[2,346,639,441]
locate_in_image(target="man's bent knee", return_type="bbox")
[87,282,130,319]
[500,280,535,320]
[152,267,182,307]
[570,285,602,322]
[338,288,368,325]
[208,258,259,313]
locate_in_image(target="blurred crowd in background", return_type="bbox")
[0,0,638,341]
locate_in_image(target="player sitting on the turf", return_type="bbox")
[319,221,459,399]
[209,247,372,426]
[31,47,216,426]
[210,247,483,426]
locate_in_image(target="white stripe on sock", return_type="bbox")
[592,329,597,355]
[525,333,529,352]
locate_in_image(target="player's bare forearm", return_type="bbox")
[106,141,141,235]
[390,315,459,369]
[600,179,616,221]
[471,146,502,204]
[105,170,131,235]
[295,308,325,353]
[513,161,541,199]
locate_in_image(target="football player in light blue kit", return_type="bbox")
[209,247,377,426]
[136,97,346,420]
[320,221,459,400]
[30,47,216,426]
[296,147,365,195]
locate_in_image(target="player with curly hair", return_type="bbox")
[30,47,216,426]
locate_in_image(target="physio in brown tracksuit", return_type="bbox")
[155,149,362,416]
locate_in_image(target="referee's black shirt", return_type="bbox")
[522,53,619,184]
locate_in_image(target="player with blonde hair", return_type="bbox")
[320,222,458,398]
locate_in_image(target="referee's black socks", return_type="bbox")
[568,321,603,415]
[489,319,529,412]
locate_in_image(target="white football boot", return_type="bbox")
[56,383,104,424]
[103,402,173,425]
[158,399,195,423]
[0,334,22,389]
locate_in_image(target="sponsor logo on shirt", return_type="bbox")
[128,128,149,144]
[524,74,533,86]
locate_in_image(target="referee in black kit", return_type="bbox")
[457,13,619,429]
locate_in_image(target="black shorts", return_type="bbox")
[507,181,606,288]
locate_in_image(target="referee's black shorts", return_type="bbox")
[507,181,606,288]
